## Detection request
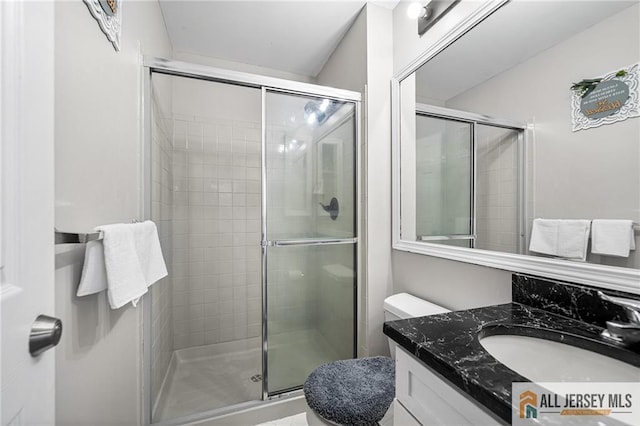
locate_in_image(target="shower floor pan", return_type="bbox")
[153,330,341,422]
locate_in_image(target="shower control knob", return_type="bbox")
[29,314,63,357]
[319,197,340,221]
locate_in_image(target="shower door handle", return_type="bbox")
[418,234,476,241]
[262,238,357,248]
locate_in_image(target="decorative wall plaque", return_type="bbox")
[571,63,639,131]
[84,0,122,51]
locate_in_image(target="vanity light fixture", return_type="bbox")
[406,1,429,20]
[408,0,460,37]
[407,0,433,19]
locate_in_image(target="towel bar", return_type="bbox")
[54,229,102,244]
[54,220,140,244]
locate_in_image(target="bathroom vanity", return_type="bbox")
[392,346,503,425]
[383,274,640,425]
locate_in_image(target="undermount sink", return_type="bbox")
[479,334,640,383]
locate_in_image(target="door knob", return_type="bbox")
[29,314,62,357]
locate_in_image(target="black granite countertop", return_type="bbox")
[383,275,640,424]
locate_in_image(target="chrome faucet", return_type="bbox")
[598,291,640,346]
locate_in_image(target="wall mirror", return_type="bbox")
[392,0,640,292]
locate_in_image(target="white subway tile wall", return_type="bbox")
[171,117,263,350]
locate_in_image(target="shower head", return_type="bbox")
[304,99,337,126]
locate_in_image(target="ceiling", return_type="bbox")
[158,1,397,78]
[416,0,638,102]
[159,1,635,86]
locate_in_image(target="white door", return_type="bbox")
[1,1,56,425]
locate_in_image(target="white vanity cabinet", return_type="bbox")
[393,347,505,426]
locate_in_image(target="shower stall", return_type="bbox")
[143,59,360,424]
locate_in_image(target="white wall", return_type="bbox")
[54,1,172,425]
[364,4,394,356]
[392,1,513,307]
[316,7,367,92]
[174,51,315,84]
[392,251,512,310]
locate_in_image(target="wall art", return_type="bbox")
[571,63,639,131]
[83,0,121,51]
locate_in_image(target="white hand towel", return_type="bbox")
[76,221,168,309]
[77,239,108,296]
[556,220,591,261]
[132,221,168,289]
[529,219,591,261]
[591,219,636,257]
[529,219,558,256]
[99,223,149,309]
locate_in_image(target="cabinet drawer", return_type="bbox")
[395,347,503,425]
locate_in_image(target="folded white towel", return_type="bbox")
[591,219,636,257]
[100,223,148,309]
[529,219,591,261]
[529,219,557,255]
[76,221,168,309]
[77,240,108,296]
[132,221,168,289]
[556,220,591,261]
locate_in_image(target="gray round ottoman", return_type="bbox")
[303,356,395,426]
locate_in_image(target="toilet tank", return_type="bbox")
[383,293,449,358]
[384,293,449,321]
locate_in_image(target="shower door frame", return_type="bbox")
[261,87,360,399]
[141,57,362,426]
[414,104,527,254]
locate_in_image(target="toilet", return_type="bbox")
[383,292,450,358]
[304,293,449,425]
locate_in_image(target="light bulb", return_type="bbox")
[307,113,317,125]
[407,2,424,19]
[319,99,330,112]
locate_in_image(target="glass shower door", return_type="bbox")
[263,90,357,396]
[415,113,474,248]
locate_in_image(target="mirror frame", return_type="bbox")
[391,0,640,294]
